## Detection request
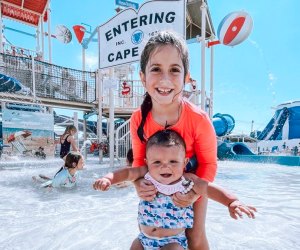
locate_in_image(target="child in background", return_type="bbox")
[126,148,133,166]
[116,148,134,188]
[94,130,195,249]
[60,125,79,160]
[33,152,84,188]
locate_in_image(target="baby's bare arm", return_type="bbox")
[208,183,238,206]
[208,183,257,219]
[93,166,148,191]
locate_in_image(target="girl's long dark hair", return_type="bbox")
[137,31,189,142]
[137,92,152,142]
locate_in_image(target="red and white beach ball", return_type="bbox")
[217,11,253,46]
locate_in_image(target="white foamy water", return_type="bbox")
[0,158,299,250]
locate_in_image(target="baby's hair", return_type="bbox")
[146,129,186,152]
[138,31,189,143]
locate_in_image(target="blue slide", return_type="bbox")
[212,113,235,136]
[0,73,30,94]
[217,141,255,160]
[257,107,289,140]
[212,113,255,159]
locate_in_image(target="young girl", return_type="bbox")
[34,152,84,188]
[94,130,195,249]
[59,125,79,160]
[130,31,256,250]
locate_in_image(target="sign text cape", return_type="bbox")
[98,0,186,69]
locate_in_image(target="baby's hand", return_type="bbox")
[93,178,111,191]
[228,200,257,219]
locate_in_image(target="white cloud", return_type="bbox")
[77,52,98,71]
[85,53,98,70]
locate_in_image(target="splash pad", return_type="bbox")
[0,157,299,249]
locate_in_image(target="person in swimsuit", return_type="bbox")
[59,125,79,160]
[94,130,194,249]
[93,130,256,249]
[33,152,84,188]
[128,30,256,250]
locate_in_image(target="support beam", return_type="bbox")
[200,1,207,111]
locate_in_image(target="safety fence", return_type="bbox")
[0,53,96,104]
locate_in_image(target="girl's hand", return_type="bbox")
[228,200,257,219]
[133,178,157,201]
[172,190,200,208]
[183,173,208,197]
[93,178,111,191]
[172,173,208,208]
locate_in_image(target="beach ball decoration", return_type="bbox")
[73,25,86,44]
[217,11,253,46]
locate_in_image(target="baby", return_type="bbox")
[94,130,195,249]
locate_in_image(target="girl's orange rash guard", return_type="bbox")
[130,99,217,182]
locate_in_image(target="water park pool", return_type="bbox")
[0,158,299,250]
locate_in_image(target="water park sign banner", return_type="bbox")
[98,0,186,69]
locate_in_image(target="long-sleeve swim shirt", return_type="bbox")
[130,99,217,182]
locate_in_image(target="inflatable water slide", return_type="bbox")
[257,101,300,149]
[215,101,300,166]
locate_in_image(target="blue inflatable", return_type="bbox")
[0,73,30,94]
[212,113,235,136]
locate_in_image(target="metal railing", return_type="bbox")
[115,119,131,160]
[0,53,96,104]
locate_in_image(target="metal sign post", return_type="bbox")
[115,0,139,10]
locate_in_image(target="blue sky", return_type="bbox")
[3,0,300,133]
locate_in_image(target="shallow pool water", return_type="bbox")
[0,158,299,250]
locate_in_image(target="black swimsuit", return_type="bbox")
[60,134,71,158]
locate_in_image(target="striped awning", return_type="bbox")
[0,0,49,26]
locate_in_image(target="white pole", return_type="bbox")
[209,44,214,119]
[36,18,41,55]
[31,56,36,100]
[200,1,207,110]
[0,2,3,53]
[109,67,115,167]
[83,119,87,159]
[82,47,86,71]
[74,112,79,149]
[82,47,87,159]
[41,15,45,60]
[97,27,103,163]
[47,6,52,63]
[97,69,103,162]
